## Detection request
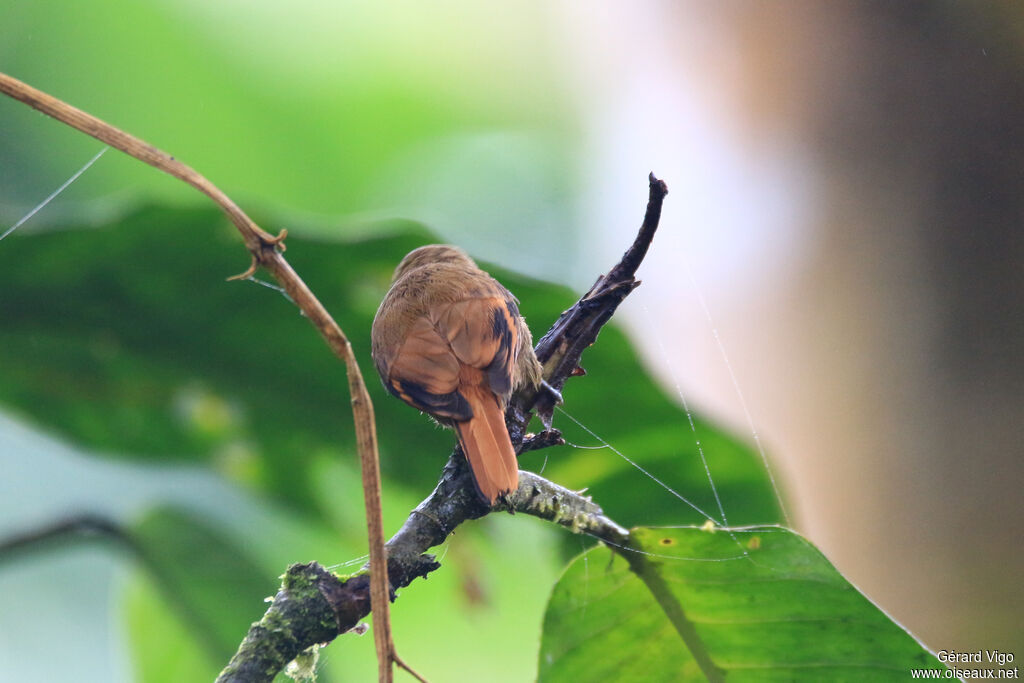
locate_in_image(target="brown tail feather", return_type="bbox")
[455,386,519,504]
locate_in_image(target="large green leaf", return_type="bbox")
[0,204,781,526]
[0,202,790,680]
[539,526,947,681]
[0,204,436,506]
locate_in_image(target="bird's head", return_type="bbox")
[392,244,476,282]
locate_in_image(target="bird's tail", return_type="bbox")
[455,385,519,505]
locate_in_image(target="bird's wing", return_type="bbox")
[383,315,472,421]
[432,296,518,398]
[383,295,519,420]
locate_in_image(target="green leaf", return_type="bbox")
[0,204,440,507]
[539,526,947,682]
[0,204,781,526]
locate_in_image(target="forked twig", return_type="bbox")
[0,70,412,683]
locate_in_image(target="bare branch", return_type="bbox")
[0,514,131,558]
[511,173,668,429]
[218,176,666,681]
[216,471,629,683]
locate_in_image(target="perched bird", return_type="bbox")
[371,245,543,504]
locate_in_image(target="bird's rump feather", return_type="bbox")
[454,381,519,503]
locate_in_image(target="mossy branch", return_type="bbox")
[216,474,630,683]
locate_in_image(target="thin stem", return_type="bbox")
[0,69,399,683]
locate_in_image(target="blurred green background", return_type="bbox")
[2,1,1021,680]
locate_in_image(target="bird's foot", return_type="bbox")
[520,428,564,453]
[539,380,563,405]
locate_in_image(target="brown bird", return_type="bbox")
[371,245,543,504]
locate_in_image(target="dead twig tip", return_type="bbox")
[648,172,668,196]
[268,228,288,249]
[226,255,259,282]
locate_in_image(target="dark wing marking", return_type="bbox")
[387,377,473,421]
[484,304,515,396]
